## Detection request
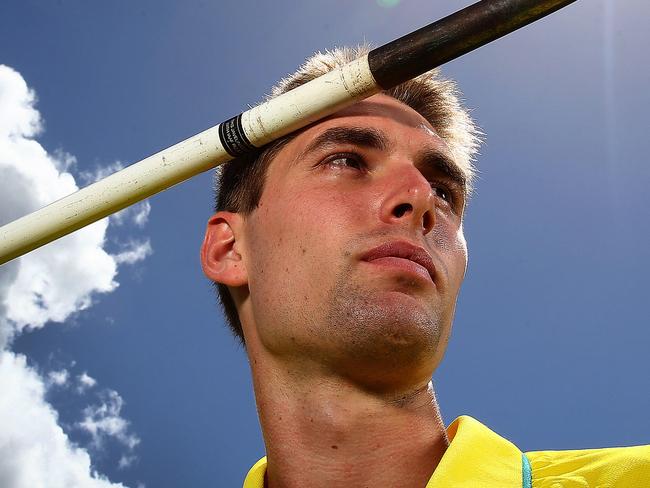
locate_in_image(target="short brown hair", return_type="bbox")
[214,46,481,343]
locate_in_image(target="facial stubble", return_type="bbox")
[322,260,449,389]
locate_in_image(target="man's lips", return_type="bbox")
[361,241,436,283]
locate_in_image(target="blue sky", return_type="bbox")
[1,0,648,487]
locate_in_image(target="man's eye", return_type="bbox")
[325,154,363,170]
[432,185,452,203]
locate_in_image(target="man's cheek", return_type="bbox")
[454,224,467,251]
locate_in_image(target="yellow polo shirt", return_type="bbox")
[243,416,650,487]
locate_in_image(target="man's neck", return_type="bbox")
[249,354,449,488]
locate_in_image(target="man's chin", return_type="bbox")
[326,303,444,393]
[361,262,439,294]
[367,282,442,315]
[321,271,452,371]
[328,288,442,352]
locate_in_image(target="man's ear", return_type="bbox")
[200,211,248,286]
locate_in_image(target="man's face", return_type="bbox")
[238,94,468,390]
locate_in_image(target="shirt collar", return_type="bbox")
[426,415,523,487]
[243,416,523,488]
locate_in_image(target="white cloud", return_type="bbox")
[117,455,137,470]
[78,161,125,185]
[77,372,97,393]
[77,390,140,452]
[130,202,151,227]
[0,351,127,488]
[0,64,150,487]
[1,227,117,341]
[111,202,151,228]
[113,240,152,266]
[51,149,77,173]
[0,67,41,139]
[0,65,118,347]
[47,369,70,388]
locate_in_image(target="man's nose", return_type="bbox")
[378,165,435,235]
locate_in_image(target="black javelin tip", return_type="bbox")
[368,0,578,89]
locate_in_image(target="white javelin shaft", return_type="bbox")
[0,57,378,265]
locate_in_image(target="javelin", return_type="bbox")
[0,0,577,265]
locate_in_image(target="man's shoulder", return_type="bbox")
[526,444,650,486]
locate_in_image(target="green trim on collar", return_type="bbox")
[522,453,532,488]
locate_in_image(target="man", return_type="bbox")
[201,47,649,487]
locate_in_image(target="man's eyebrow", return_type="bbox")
[301,126,389,155]
[299,125,467,190]
[418,148,467,191]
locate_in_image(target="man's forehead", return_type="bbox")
[322,94,441,138]
[282,94,451,161]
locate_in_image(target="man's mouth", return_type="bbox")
[361,240,436,283]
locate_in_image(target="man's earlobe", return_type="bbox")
[200,212,248,286]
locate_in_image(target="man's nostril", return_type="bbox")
[393,203,412,218]
[422,212,433,232]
